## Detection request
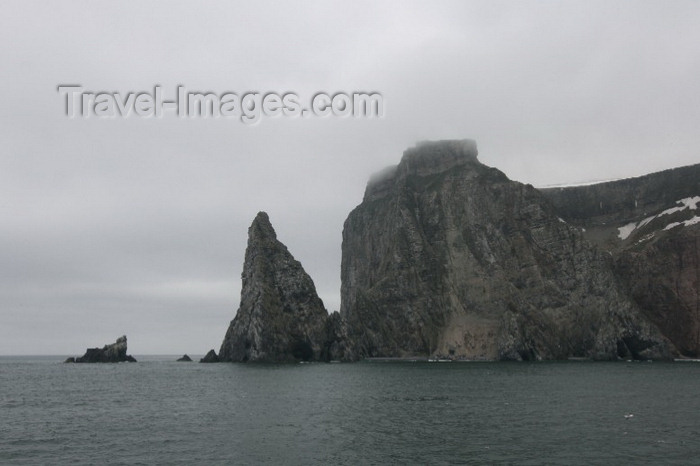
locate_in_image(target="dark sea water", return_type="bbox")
[1,357,699,465]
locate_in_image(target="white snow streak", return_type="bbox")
[664,215,700,231]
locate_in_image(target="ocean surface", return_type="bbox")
[1,357,699,465]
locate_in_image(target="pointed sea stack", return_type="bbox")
[219,212,329,362]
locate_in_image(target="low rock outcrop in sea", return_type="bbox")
[176,354,193,362]
[65,335,137,363]
[199,349,220,363]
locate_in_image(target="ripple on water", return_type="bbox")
[1,359,700,465]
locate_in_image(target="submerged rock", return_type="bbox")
[218,212,329,362]
[176,354,193,362]
[66,335,137,363]
[199,349,220,363]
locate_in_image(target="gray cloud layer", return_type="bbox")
[2,1,699,354]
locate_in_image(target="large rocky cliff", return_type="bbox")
[218,212,329,362]
[542,166,699,357]
[339,140,673,360]
[217,140,696,362]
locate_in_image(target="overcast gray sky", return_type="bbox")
[2,1,699,355]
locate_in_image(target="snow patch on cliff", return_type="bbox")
[664,216,700,231]
[618,196,700,240]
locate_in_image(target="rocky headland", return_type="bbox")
[216,140,698,361]
[65,335,137,363]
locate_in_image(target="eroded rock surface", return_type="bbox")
[339,140,672,360]
[218,212,329,362]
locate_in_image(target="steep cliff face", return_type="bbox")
[340,140,672,360]
[542,167,700,357]
[219,212,329,362]
[614,227,699,356]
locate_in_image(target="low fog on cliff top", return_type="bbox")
[1,1,699,354]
